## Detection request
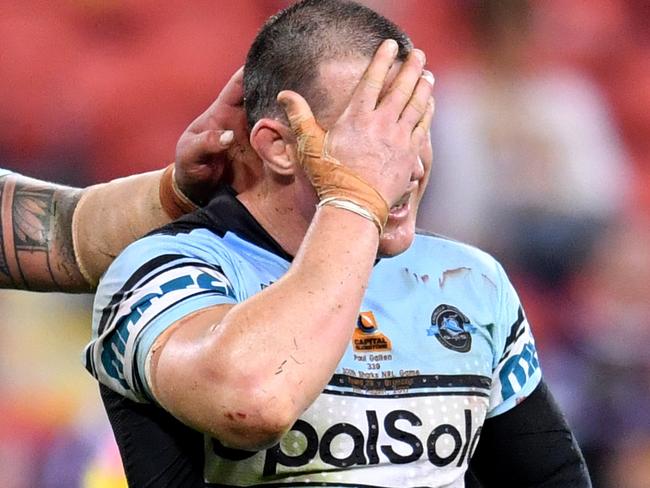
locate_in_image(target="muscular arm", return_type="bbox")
[151,206,381,449]
[0,169,185,292]
[0,172,86,291]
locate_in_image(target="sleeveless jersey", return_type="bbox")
[84,187,541,487]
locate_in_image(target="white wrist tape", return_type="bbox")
[318,197,383,233]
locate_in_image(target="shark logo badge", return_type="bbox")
[428,304,475,353]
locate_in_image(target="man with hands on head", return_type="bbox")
[0,67,251,293]
[86,1,590,486]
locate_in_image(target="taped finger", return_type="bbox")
[399,71,434,128]
[379,49,426,118]
[412,96,435,145]
[277,90,318,134]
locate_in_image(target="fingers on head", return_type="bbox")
[232,66,244,85]
[197,130,230,153]
[379,49,426,117]
[399,70,435,128]
[216,66,246,107]
[176,130,220,167]
[412,95,435,145]
[349,39,399,112]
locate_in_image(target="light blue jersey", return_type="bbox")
[0,168,12,178]
[85,188,541,487]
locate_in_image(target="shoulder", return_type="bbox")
[0,168,12,179]
[107,228,234,282]
[373,231,510,321]
[94,226,243,319]
[87,226,243,401]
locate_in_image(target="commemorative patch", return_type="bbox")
[352,311,392,352]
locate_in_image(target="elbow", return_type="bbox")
[196,336,304,450]
[153,316,303,451]
[212,387,299,451]
[220,410,294,451]
[202,377,301,451]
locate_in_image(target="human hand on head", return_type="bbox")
[174,67,255,206]
[277,39,434,233]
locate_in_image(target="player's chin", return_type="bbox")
[378,211,417,258]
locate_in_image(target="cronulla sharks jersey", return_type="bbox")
[0,169,12,178]
[85,187,541,488]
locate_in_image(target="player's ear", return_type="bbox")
[249,119,298,177]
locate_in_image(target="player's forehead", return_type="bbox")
[315,56,403,128]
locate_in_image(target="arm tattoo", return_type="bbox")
[0,173,90,292]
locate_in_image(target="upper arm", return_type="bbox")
[487,262,542,417]
[469,261,590,485]
[147,291,302,449]
[469,380,592,487]
[85,238,240,403]
[147,302,243,438]
[87,237,295,449]
[0,171,87,292]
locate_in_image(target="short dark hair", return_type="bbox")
[243,0,411,129]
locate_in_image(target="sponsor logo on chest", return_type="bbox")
[208,397,486,479]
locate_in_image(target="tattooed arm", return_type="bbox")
[0,172,86,291]
[0,68,250,293]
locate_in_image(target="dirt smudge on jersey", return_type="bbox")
[438,266,471,288]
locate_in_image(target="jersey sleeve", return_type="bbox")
[84,232,240,403]
[0,168,12,178]
[487,262,542,417]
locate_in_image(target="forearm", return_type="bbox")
[71,168,190,287]
[152,206,380,449]
[0,173,87,291]
[0,167,195,293]
[218,205,380,408]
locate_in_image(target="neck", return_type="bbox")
[236,177,313,257]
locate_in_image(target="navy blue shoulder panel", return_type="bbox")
[152,185,293,262]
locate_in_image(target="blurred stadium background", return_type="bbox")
[0,1,648,486]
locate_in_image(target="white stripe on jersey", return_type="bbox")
[87,260,236,402]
